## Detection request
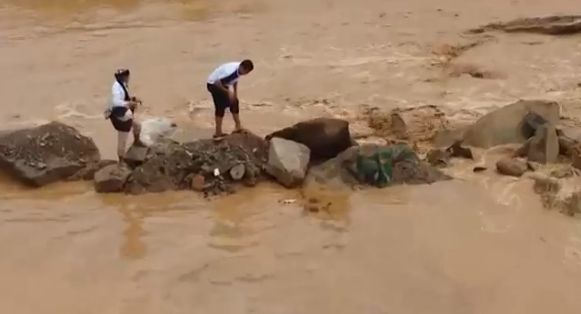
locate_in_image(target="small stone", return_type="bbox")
[446,141,473,159]
[191,174,205,192]
[229,164,245,181]
[496,157,528,177]
[473,166,487,172]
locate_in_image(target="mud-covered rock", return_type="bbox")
[469,15,581,36]
[0,121,101,186]
[496,157,528,177]
[265,118,354,161]
[94,164,131,193]
[462,100,560,148]
[124,131,268,195]
[266,138,310,188]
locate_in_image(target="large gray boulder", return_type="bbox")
[0,121,101,186]
[266,138,310,188]
[265,117,354,161]
[462,100,560,148]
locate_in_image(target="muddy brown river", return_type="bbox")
[1,0,581,313]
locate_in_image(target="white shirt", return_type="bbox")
[104,81,133,122]
[207,62,241,86]
[111,81,130,108]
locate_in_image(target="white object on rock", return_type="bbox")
[139,117,177,146]
[213,168,220,177]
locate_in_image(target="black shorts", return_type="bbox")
[207,83,239,117]
[109,106,133,132]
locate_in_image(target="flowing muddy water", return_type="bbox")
[2,0,581,313]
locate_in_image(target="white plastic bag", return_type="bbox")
[139,117,177,146]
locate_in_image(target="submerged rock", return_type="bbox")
[265,117,354,161]
[0,121,101,186]
[532,173,581,217]
[266,138,311,188]
[94,164,131,193]
[469,15,581,36]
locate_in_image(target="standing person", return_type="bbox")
[206,59,254,138]
[104,68,143,164]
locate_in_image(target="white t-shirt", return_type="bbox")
[111,81,130,108]
[207,62,241,86]
[105,81,133,122]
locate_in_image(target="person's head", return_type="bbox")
[114,68,131,83]
[239,59,254,75]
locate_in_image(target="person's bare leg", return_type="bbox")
[214,116,225,137]
[117,131,129,165]
[232,114,242,132]
[132,120,143,146]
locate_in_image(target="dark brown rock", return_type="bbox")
[265,118,354,161]
[94,164,131,193]
[190,174,205,192]
[0,121,101,187]
[462,100,560,148]
[446,141,474,159]
[496,157,528,177]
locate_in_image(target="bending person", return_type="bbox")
[206,59,254,138]
[104,68,143,164]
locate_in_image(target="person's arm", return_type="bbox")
[112,87,131,107]
[233,82,238,98]
[213,79,230,94]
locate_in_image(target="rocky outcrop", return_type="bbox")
[265,118,354,161]
[469,15,581,36]
[462,100,560,148]
[0,121,101,186]
[94,164,131,193]
[266,138,310,188]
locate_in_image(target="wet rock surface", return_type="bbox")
[0,121,101,186]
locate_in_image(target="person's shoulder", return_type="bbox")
[111,81,122,91]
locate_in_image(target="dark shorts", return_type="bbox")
[207,83,239,117]
[109,106,133,132]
